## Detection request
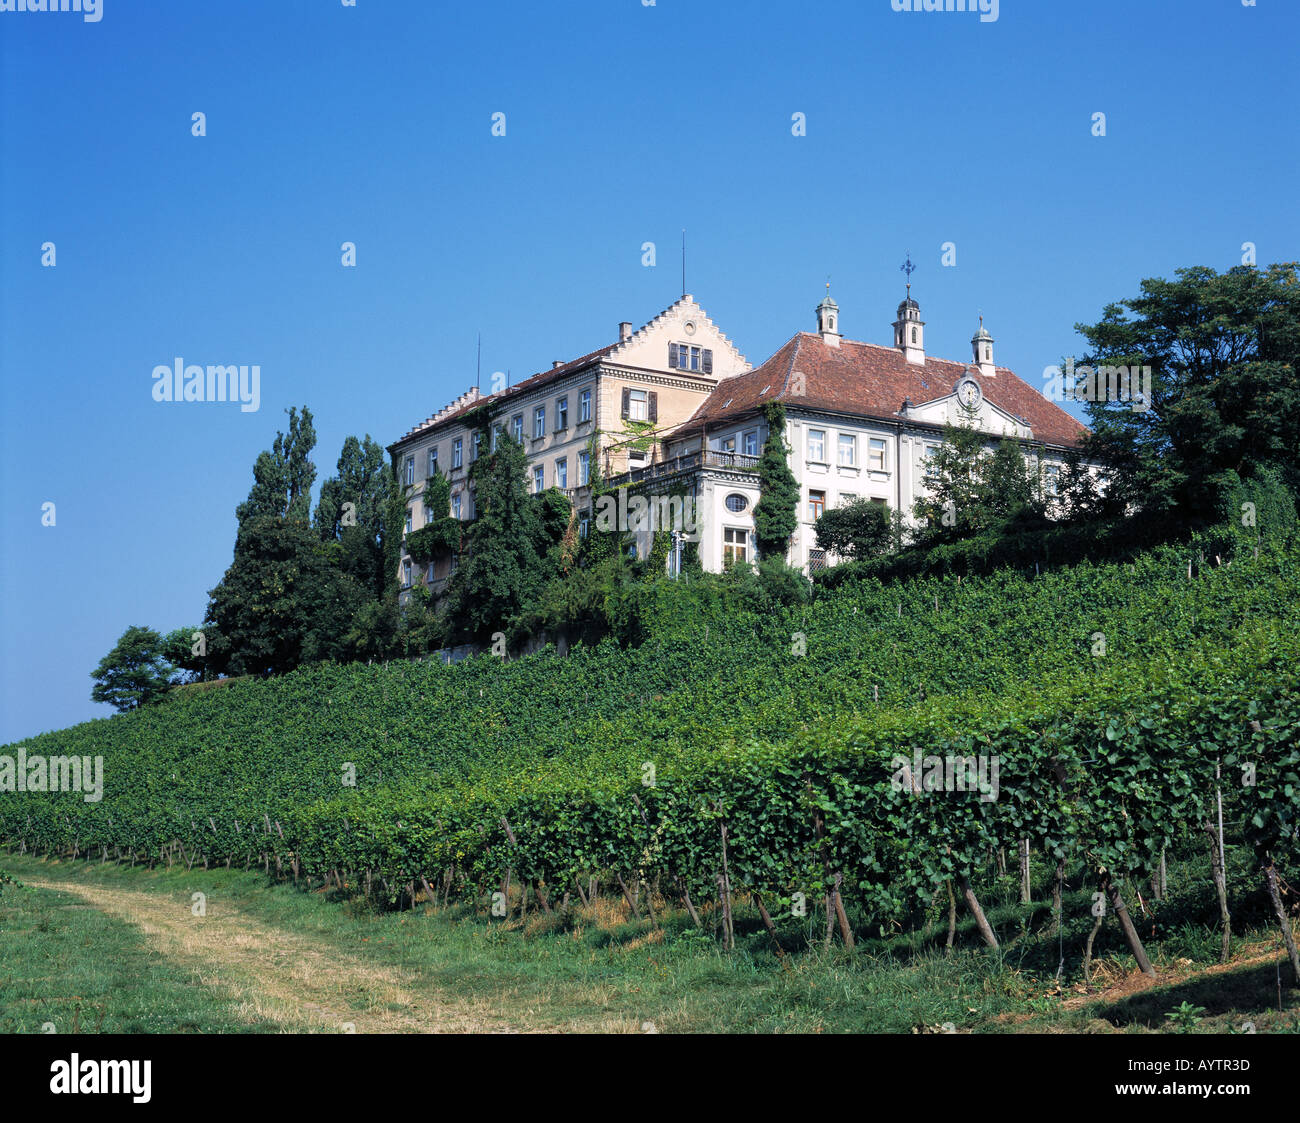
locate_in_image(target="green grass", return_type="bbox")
[0,865,289,1034]
[5,854,1297,1034]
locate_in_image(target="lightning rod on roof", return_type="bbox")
[681,229,686,298]
[476,333,481,391]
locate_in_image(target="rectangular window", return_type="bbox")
[556,396,568,430]
[471,432,481,460]
[449,553,459,574]
[838,433,856,467]
[426,562,436,583]
[627,389,648,421]
[723,527,749,564]
[402,560,412,588]
[1044,463,1061,496]
[743,430,759,457]
[403,457,415,486]
[533,465,545,493]
[490,424,501,452]
[452,438,463,469]
[923,443,940,479]
[579,388,592,423]
[511,414,523,442]
[669,343,713,373]
[868,437,887,471]
[428,447,438,476]
[578,450,590,486]
[579,514,590,539]
[839,492,858,506]
[451,493,462,519]
[556,458,567,489]
[404,508,413,534]
[721,436,736,453]
[808,429,825,462]
[808,489,826,522]
[534,406,546,439]
[466,492,475,520]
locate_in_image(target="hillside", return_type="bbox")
[4,536,1298,976]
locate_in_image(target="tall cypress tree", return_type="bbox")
[753,402,799,560]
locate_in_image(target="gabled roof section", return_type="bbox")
[677,333,1089,447]
[604,294,749,371]
[391,342,617,451]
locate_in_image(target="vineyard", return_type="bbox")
[4,532,1299,981]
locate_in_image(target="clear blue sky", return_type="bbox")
[2,0,1296,743]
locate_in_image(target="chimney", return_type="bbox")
[619,321,633,342]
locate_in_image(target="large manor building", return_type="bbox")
[388,285,1089,591]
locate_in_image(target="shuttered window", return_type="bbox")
[670,343,714,373]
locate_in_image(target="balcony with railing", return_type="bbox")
[605,448,759,488]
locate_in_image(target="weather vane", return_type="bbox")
[901,253,916,296]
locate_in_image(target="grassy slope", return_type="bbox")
[3,853,1297,1034]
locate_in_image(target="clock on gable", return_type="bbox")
[955,375,982,410]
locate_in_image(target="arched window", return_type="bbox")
[911,327,917,344]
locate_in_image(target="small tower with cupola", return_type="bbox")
[971,315,995,377]
[816,284,841,347]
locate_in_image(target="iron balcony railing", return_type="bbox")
[606,449,759,487]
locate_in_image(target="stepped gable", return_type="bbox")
[681,332,1089,447]
[604,293,750,371]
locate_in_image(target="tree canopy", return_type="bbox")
[1076,262,1300,520]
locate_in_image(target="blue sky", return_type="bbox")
[1,0,1296,742]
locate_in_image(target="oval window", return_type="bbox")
[725,494,748,513]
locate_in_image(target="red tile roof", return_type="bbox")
[678,333,1089,447]
[391,343,617,449]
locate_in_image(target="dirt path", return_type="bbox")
[24,875,522,1034]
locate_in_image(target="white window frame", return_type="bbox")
[838,433,856,467]
[556,396,568,430]
[452,438,463,468]
[556,458,568,489]
[743,429,759,457]
[868,437,887,471]
[578,450,590,486]
[1044,463,1061,496]
[579,388,592,423]
[533,465,545,493]
[511,414,523,442]
[923,443,941,480]
[627,388,648,421]
[533,406,546,439]
[723,526,749,564]
[451,493,462,519]
[428,447,438,475]
[807,429,826,463]
[403,457,415,486]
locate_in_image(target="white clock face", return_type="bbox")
[957,380,980,408]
